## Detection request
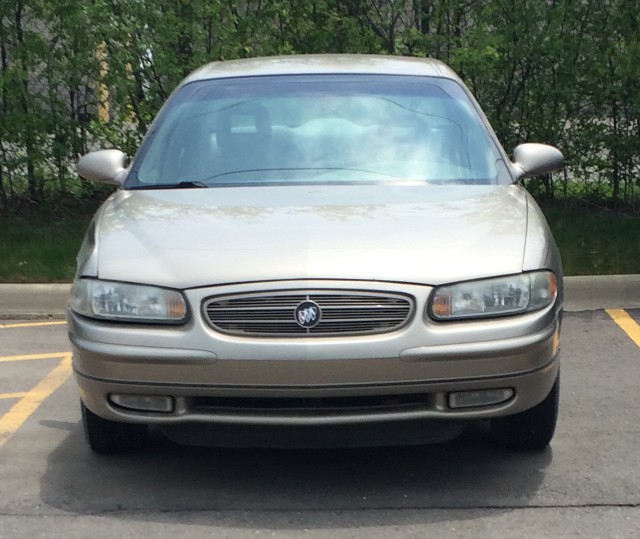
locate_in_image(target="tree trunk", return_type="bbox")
[15,1,39,202]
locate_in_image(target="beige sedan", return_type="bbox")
[70,54,564,453]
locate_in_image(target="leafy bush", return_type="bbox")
[1,0,639,212]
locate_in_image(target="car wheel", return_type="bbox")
[490,374,559,451]
[81,401,148,454]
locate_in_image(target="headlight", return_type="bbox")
[428,271,557,321]
[70,279,188,323]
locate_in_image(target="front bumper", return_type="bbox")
[69,280,562,427]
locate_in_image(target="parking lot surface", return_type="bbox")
[1,310,639,538]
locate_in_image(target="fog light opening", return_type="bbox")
[448,388,514,409]
[110,394,174,413]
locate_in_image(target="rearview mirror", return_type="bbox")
[76,149,128,184]
[512,143,564,180]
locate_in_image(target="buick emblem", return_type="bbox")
[294,300,321,329]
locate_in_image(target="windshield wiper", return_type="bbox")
[128,181,210,190]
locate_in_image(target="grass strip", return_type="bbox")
[0,211,89,283]
[540,201,640,276]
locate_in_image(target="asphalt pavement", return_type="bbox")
[1,275,640,319]
[1,308,640,538]
[1,276,640,538]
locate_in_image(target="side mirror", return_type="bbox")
[76,149,128,184]
[511,143,564,180]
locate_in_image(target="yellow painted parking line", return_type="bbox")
[0,352,70,363]
[606,309,640,347]
[0,392,28,400]
[0,354,72,449]
[0,321,66,329]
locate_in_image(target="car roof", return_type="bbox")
[182,54,461,86]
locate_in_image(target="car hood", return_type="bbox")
[95,184,529,289]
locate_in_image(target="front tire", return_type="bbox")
[81,401,148,454]
[490,374,559,451]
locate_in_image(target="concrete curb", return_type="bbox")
[0,276,639,320]
[563,275,640,312]
[0,284,71,320]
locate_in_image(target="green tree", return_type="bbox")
[0,0,638,212]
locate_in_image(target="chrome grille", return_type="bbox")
[203,290,414,337]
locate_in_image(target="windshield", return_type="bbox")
[128,74,509,188]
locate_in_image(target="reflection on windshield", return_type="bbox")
[131,75,504,188]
